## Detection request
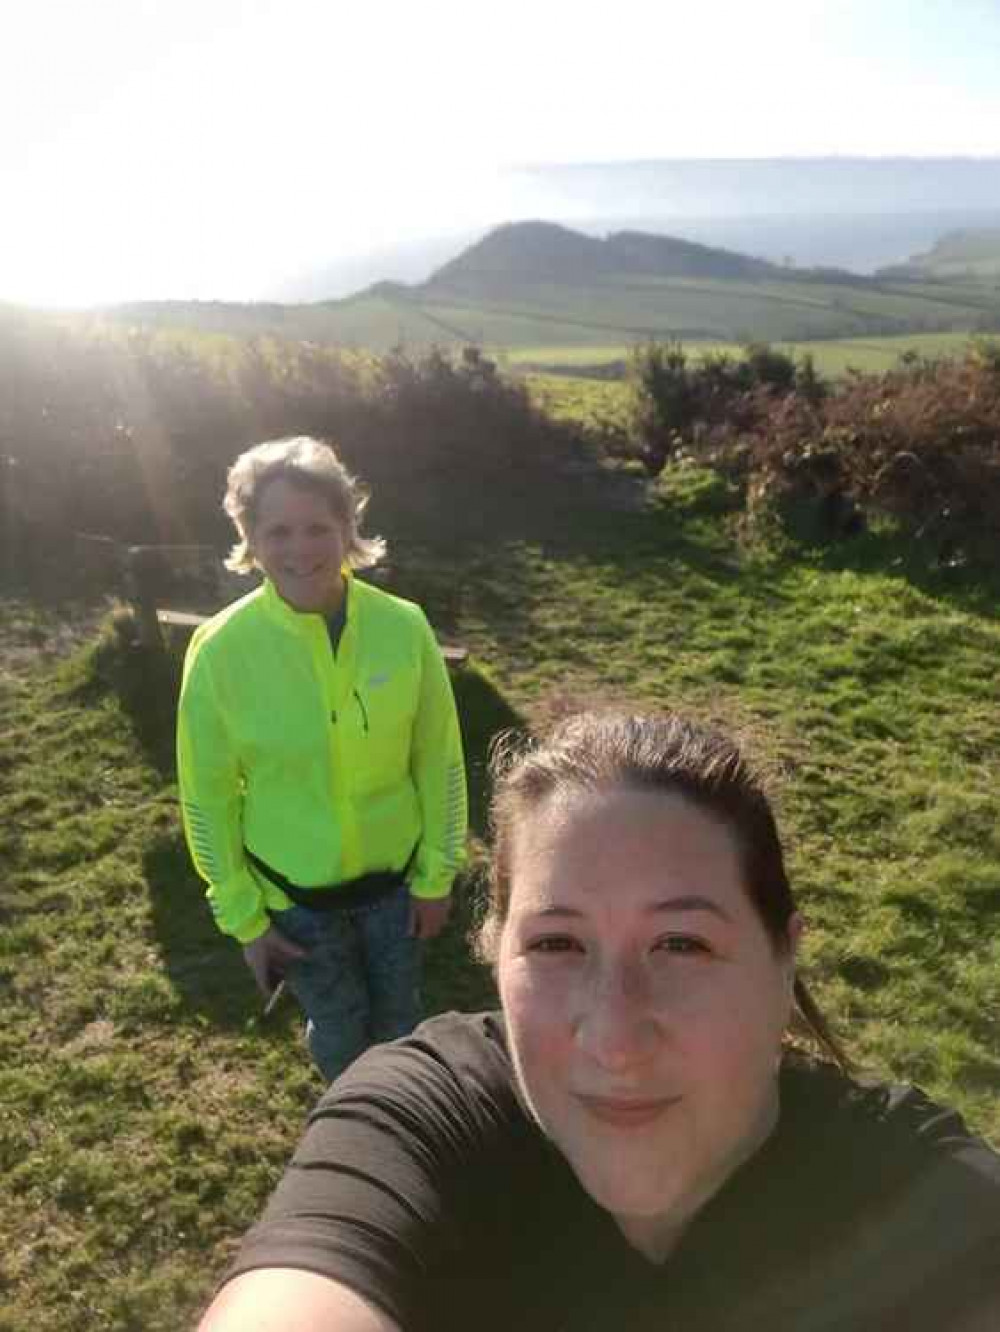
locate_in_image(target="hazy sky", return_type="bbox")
[4,0,1000,304]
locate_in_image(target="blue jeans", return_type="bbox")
[270,884,421,1083]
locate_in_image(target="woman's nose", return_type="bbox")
[573,963,662,1071]
[287,531,313,559]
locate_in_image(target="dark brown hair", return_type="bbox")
[479,710,848,1070]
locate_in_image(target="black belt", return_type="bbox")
[246,846,415,913]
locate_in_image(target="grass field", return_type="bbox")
[89,262,1000,356]
[308,275,1000,352]
[512,330,991,377]
[518,331,995,429]
[523,373,631,432]
[3,467,1000,1330]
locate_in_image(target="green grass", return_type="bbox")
[404,273,997,349]
[3,477,1000,1329]
[513,330,992,378]
[523,373,631,432]
[519,333,997,429]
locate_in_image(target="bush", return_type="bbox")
[697,345,1000,562]
[1,315,583,584]
[628,341,824,476]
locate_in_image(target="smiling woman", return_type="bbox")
[197,711,1000,1332]
[176,436,467,1083]
[496,783,800,1261]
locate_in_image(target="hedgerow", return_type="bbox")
[1,316,584,585]
[630,339,1000,564]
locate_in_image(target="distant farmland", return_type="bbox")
[192,275,1000,353]
[513,331,994,380]
[96,220,1000,358]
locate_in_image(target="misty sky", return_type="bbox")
[4,0,1000,305]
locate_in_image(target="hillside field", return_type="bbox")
[518,332,997,431]
[3,457,999,1330]
[513,329,991,374]
[103,276,1000,357]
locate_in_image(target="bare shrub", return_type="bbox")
[699,345,1000,562]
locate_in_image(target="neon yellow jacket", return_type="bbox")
[176,572,467,943]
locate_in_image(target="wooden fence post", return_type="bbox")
[126,546,168,655]
[1,456,19,585]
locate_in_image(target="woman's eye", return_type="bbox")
[655,935,710,957]
[527,935,582,955]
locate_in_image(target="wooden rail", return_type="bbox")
[121,543,468,667]
[157,606,468,665]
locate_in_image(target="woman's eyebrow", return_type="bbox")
[532,896,732,922]
[648,895,733,922]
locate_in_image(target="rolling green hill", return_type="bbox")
[428,220,784,289]
[91,221,1000,355]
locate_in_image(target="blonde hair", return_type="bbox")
[222,436,386,574]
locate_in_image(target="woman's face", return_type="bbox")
[251,477,347,614]
[498,785,800,1258]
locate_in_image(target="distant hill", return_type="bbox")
[879,228,1000,281]
[266,158,1000,299]
[424,221,781,294]
[82,217,1000,355]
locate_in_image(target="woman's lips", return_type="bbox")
[573,1093,680,1128]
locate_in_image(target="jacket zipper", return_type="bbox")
[353,688,370,733]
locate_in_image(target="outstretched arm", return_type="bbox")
[198,1268,400,1332]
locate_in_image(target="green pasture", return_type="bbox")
[405,273,1000,350]
[3,460,1000,1329]
[523,373,631,431]
[512,330,990,379]
[89,266,1000,356]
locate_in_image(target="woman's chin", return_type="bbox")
[277,572,343,613]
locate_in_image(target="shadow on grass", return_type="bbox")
[423,884,499,1016]
[143,832,259,1028]
[422,662,527,1016]
[69,617,181,778]
[607,464,1000,626]
[116,647,182,777]
[787,521,1000,623]
[451,661,525,840]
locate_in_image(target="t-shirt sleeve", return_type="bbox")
[225,1013,521,1328]
[782,1066,1000,1327]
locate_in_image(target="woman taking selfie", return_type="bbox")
[197,711,1000,1331]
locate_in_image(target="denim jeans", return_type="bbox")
[269,884,421,1083]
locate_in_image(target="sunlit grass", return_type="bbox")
[507,330,988,376]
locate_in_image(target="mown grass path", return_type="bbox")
[2,473,999,1329]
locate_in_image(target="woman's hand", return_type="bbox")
[409,893,452,940]
[242,925,309,997]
